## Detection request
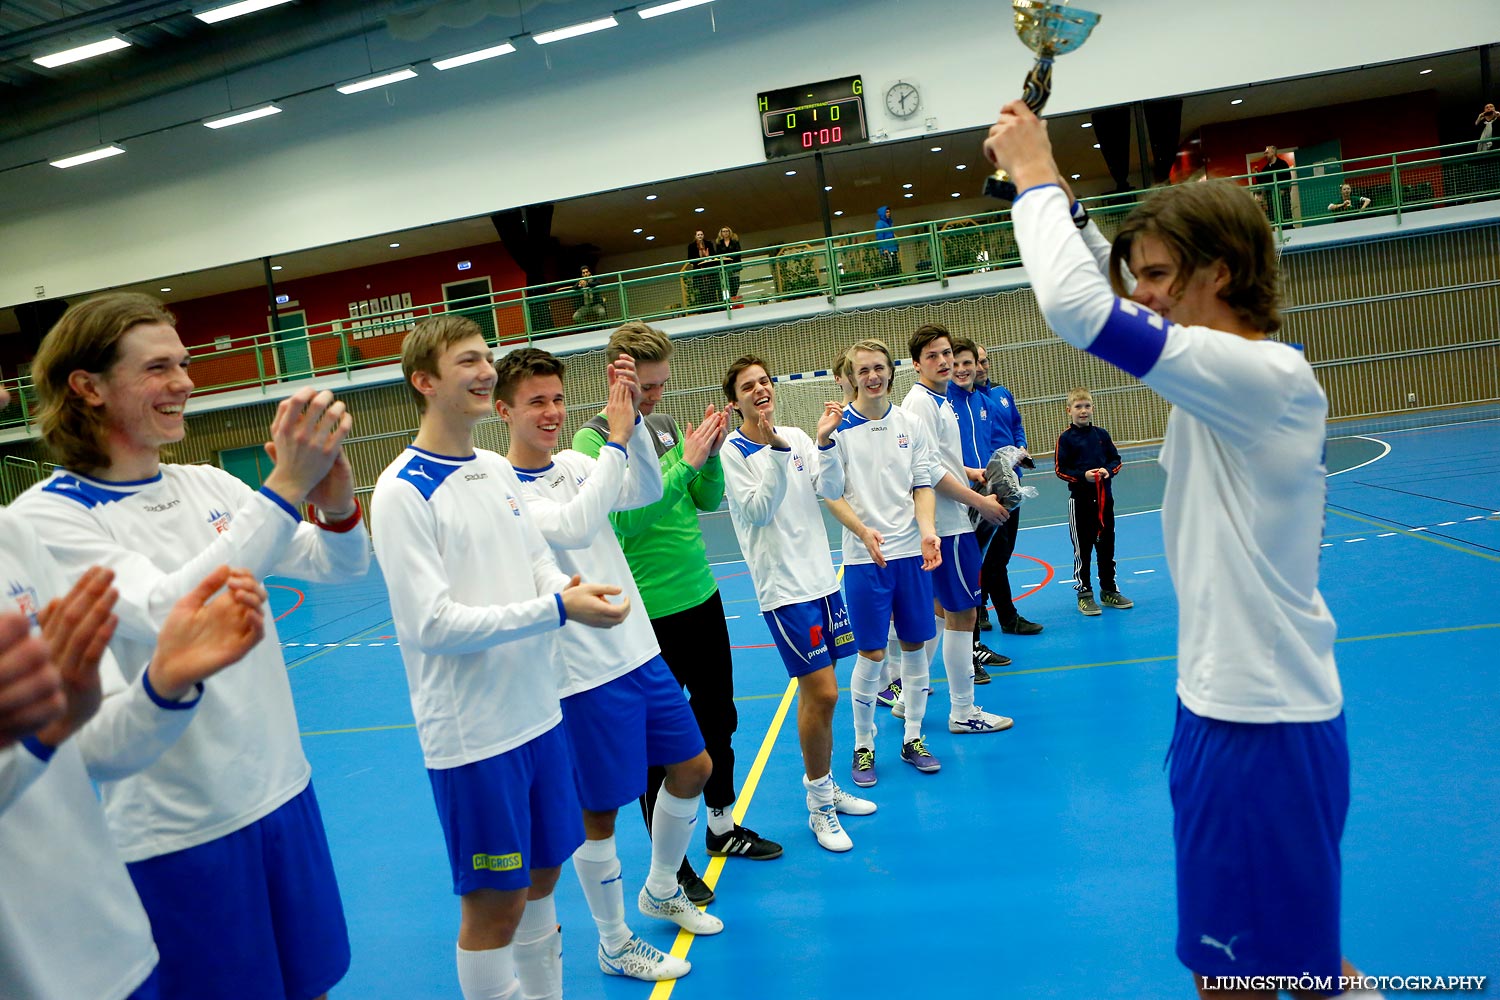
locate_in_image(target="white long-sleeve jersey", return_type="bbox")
[513,417,664,697]
[900,381,972,537]
[722,425,842,611]
[14,464,371,860]
[1013,183,1341,723]
[820,402,937,566]
[372,447,573,768]
[0,511,201,1000]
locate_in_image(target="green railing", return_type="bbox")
[3,138,1498,433]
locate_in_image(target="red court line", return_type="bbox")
[266,584,305,622]
[1011,554,1055,601]
[715,570,750,582]
[732,643,775,649]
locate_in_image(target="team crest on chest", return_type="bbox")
[506,496,521,517]
[980,407,988,419]
[5,580,40,626]
[792,453,805,472]
[1001,398,1011,409]
[656,429,675,448]
[206,508,231,533]
[897,433,910,449]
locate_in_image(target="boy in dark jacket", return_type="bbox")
[1054,388,1133,616]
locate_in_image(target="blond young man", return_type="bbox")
[372,316,629,1000]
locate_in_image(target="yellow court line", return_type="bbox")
[1327,509,1500,563]
[648,677,800,1000]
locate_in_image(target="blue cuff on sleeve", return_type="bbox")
[258,486,302,524]
[818,439,836,451]
[20,735,55,763]
[1012,182,1062,206]
[1087,299,1170,379]
[142,668,203,711]
[554,592,567,627]
[604,442,627,456]
[771,445,791,453]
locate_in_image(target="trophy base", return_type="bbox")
[984,171,1019,202]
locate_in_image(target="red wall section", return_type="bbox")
[167,241,527,389]
[1194,91,1441,180]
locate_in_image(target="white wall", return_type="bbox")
[1,0,1495,305]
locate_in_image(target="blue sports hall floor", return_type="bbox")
[271,417,1499,999]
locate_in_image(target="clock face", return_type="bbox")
[885,81,920,118]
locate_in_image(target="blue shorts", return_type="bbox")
[126,965,159,1000]
[1169,702,1349,984]
[560,655,706,812]
[931,533,982,612]
[428,722,585,895]
[762,592,856,677]
[844,555,937,652]
[127,782,350,1000]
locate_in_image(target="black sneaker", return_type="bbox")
[976,607,994,632]
[973,663,991,685]
[705,824,784,860]
[973,640,1011,668]
[1000,615,1044,635]
[677,857,714,905]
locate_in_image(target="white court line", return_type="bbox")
[1467,516,1484,521]
[1133,569,1155,574]
[1438,521,1457,526]
[1411,526,1428,532]
[1321,543,1333,547]
[1326,435,1392,478]
[1345,538,1366,543]
[1378,532,1397,537]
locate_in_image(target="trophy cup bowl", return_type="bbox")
[984,0,1102,201]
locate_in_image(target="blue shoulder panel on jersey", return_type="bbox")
[42,474,131,509]
[397,455,463,501]
[511,462,555,484]
[837,403,877,432]
[728,433,765,458]
[1088,299,1171,378]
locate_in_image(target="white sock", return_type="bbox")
[945,628,975,717]
[706,806,733,836]
[898,646,930,741]
[646,786,699,897]
[457,943,518,1000]
[803,771,835,811]
[923,629,941,671]
[571,836,632,952]
[882,624,900,687]
[851,654,883,748]
[513,894,561,1000]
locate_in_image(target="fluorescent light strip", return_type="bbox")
[433,42,516,70]
[533,16,617,45]
[49,144,126,169]
[195,0,295,24]
[203,103,282,129]
[33,36,130,69]
[336,67,418,95]
[637,0,715,18]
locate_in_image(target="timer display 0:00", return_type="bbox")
[801,127,843,148]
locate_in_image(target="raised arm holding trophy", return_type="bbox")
[983,0,1101,202]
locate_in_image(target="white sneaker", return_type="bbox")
[890,693,905,719]
[598,936,691,981]
[948,706,1014,734]
[830,782,877,815]
[638,885,724,936]
[809,804,853,852]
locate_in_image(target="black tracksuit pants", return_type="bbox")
[1068,488,1117,594]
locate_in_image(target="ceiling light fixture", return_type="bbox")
[195,0,295,24]
[637,0,715,18]
[1092,143,1101,149]
[633,227,644,234]
[202,103,282,129]
[1081,122,1092,128]
[951,192,960,198]
[336,67,418,94]
[1419,68,1432,75]
[902,182,913,189]
[33,36,130,69]
[646,235,656,241]
[824,185,832,191]
[533,16,617,45]
[1070,173,1081,180]
[646,194,657,201]
[160,287,172,292]
[389,243,401,248]
[833,210,844,216]
[432,42,517,70]
[785,169,797,176]
[49,144,125,169]
[1230,98,1243,105]
[271,264,283,271]
[930,146,942,152]
[955,164,967,171]
[694,207,705,213]
[903,192,914,198]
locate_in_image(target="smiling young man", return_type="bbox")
[899,324,1014,736]
[822,338,945,783]
[573,322,783,884]
[498,346,723,981]
[719,355,877,852]
[985,102,1374,1000]
[18,292,370,1000]
[372,317,632,1000]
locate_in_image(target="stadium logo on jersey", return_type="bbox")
[142,500,181,512]
[5,580,39,626]
[507,496,521,516]
[464,473,488,482]
[656,429,675,448]
[897,433,910,449]
[206,508,231,534]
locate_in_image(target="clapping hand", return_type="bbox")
[815,401,842,446]
[33,567,119,748]
[606,354,644,411]
[0,614,63,746]
[148,567,267,702]
[560,575,630,629]
[262,388,356,515]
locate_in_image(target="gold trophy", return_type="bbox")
[984,0,1102,201]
